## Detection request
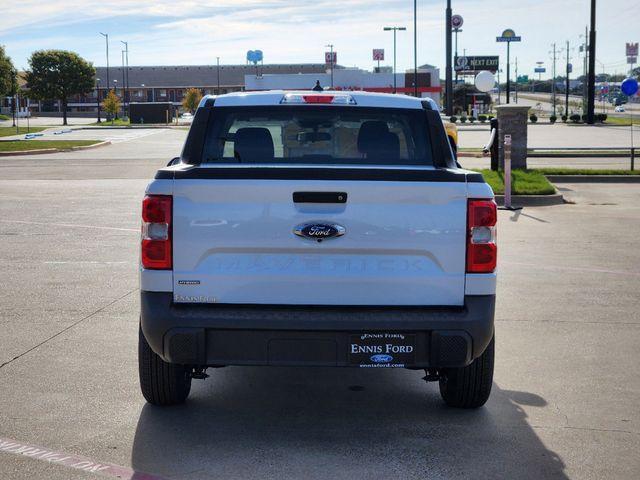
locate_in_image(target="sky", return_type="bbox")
[0,0,638,80]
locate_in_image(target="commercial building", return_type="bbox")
[4,62,441,116]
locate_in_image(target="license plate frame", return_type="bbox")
[348,332,416,368]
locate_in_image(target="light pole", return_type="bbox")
[413,0,418,97]
[121,41,129,118]
[587,0,597,123]
[99,32,109,92]
[445,0,453,115]
[383,27,406,93]
[216,57,220,93]
[325,44,334,88]
[121,50,126,118]
[96,78,101,123]
[113,79,118,119]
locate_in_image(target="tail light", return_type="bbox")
[141,195,172,269]
[280,93,357,105]
[466,199,497,273]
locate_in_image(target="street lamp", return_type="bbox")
[120,41,129,118]
[99,32,110,91]
[325,44,334,88]
[96,78,101,123]
[113,79,118,119]
[383,26,406,93]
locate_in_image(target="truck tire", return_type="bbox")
[138,327,191,405]
[438,336,494,408]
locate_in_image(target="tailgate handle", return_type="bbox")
[293,192,347,204]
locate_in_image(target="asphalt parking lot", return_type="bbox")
[1,130,639,480]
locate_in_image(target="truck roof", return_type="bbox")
[200,90,438,110]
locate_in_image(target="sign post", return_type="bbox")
[621,78,638,171]
[504,135,512,209]
[496,29,522,104]
[373,49,384,72]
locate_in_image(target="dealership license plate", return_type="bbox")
[349,333,416,367]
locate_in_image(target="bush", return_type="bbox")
[598,114,608,122]
[529,114,538,123]
[469,116,476,123]
[460,116,467,123]
[478,115,487,123]
[550,115,557,123]
[449,116,458,123]
[570,114,581,123]
[0,114,10,121]
[581,114,588,123]
[561,115,568,123]
[488,114,495,119]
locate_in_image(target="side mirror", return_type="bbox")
[167,157,181,166]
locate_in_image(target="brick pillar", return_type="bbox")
[495,105,530,170]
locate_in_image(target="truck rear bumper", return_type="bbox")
[140,292,495,368]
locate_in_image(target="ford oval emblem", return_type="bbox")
[370,354,394,364]
[294,222,345,242]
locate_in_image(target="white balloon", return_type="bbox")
[474,71,496,93]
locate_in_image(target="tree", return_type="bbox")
[182,87,202,113]
[0,45,18,99]
[25,50,95,125]
[102,90,120,124]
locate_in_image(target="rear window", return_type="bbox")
[201,106,433,166]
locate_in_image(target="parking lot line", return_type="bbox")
[0,436,168,480]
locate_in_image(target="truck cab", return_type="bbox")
[139,91,497,408]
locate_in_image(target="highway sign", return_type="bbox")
[454,56,499,73]
[451,15,464,29]
[372,49,384,61]
[517,75,529,84]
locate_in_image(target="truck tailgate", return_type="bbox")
[172,176,467,306]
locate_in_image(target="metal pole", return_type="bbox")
[515,57,518,103]
[552,43,557,116]
[121,41,129,118]
[506,41,511,104]
[96,80,101,123]
[445,0,453,115]
[454,28,459,85]
[331,44,334,88]
[565,41,570,117]
[413,0,418,97]
[393,30,397,93]
[216,57,220,93]
[587,0,597,124]
[100,33,109,92]
[121,50,126,118]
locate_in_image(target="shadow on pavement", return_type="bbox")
[131,367,567,480]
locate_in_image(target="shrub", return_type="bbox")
[449,115,458,123]
[529,114,538,123]
[550,115,557,123]
[478,115,487,123]
[469,116,476,123]
[460,116,467,123]
[561,115,568,123]
[488,114,495,119]
[581,114,588,123]
[570,114,581,123]
[598,114,608,122]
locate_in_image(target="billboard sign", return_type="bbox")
[372,49,384,61]
[628,56,637,65]
[455,56,499,73]
[626,43,638,57]
[497,29,521,43]
[534,67,546,73]
[325,51,337,64]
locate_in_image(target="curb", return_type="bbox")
[494,192,564,207]
[0,140,111,157]
[545,175,640,183]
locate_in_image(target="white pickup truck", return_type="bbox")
[139,91,497,408]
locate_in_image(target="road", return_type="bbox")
[0,132,639,479]
[494,92,639,117]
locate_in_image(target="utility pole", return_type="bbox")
[99,33,109,92]
[413,0,418,97]
[121,50,126,118]
[582,26,588,113]
[587,0,597,124]
[383,27,406,93]
[551,43,557,116]
[445,0,453,114]
[565,40,571,117]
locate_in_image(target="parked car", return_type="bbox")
[614,106,625,113]
[139,90,497,409]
